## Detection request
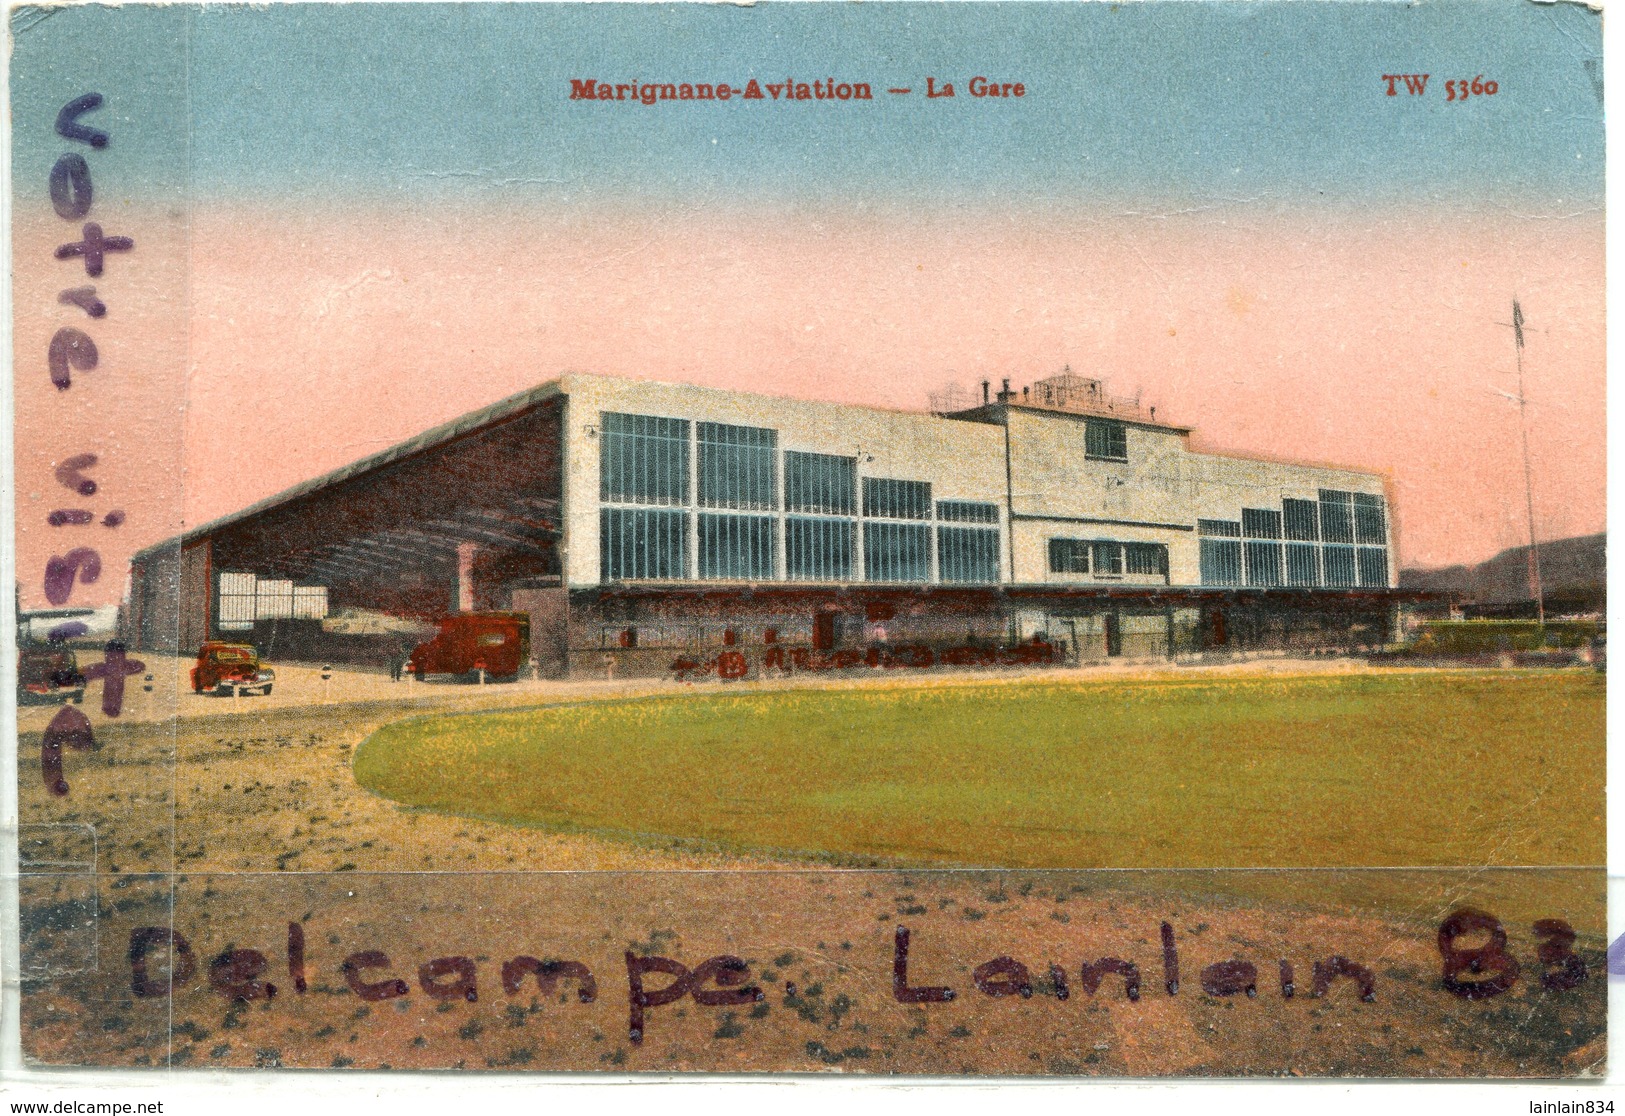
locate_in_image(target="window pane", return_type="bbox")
[218,571,257,631]
[1286,543,1319,586]
[1124,543,1168,577]
[786,517,853,581]
[938,526,1000,583]
[601,507,688,580]
[1091,541,1124,575]
[601,412,690,506]
[1085,419,1128,461]
[863,477,932,519]
[1323,544,1357,587]
[1244,541,1283,586]
[292,586,329,619]
[937,500,999,524]
[1283,498,1319,541]
[1048,538,1089,574]
[1318,490,1354,543]
[698,513,775,580]
[1353,493,1387,544]
[1200,539,1241,585]
[256,579,295,619]
[1242,508,1283,539]
[784,451,855,514]
[1357,547,1389,587]
[1198,519,1241,538]
[697,422,776,510]
[863,521,931,582]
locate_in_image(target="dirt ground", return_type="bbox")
[16,657,1607,1075]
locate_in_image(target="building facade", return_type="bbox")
[127,372,1407,675]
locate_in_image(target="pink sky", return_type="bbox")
[15,202,1604,608]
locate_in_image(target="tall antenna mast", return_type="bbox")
[1509,298,1546,625]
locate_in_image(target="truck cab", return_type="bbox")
[407,612,530,682]
[18,645,86,705]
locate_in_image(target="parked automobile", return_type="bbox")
[191,642,276,696]
[18,645,86,705]
[408,612,530,682]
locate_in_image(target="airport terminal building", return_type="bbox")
[126,372,1408,675]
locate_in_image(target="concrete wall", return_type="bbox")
[1003,407,1391,587]
[562,376,1393,591]
[561,374,1008,588]
[177,539,213,652]
[128,547,181,652]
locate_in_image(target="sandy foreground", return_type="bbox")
[16,657,1606,1075]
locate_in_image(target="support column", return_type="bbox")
[455,542,477,613]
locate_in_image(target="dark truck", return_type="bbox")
[407,612,530,682]
[18,645,86,705]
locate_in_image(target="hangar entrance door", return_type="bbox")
[813,611,838,651]
[510,586,569,678]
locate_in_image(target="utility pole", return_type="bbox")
[1508,298,1546,626]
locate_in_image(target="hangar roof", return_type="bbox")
[131,380,565,560]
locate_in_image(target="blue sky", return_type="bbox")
[10,1,1605,211]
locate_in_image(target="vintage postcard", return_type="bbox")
[6,0,1607,1082]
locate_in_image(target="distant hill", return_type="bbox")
[1400,532,1605,617]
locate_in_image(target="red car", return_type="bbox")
[408,613,530,682]
[191,642,276,696]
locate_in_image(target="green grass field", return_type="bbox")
[354,670,1604,878]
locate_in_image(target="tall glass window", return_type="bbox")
[863,477,932,520]
[1124,543,1168,577]
[1286,544,1320,587]
[1085,419,1128,461]
[600,413,689,506]
[938,526,1000,583]
[864,521,931,582]
[1242,508,1283,586]
[1198,519,1242,586]
[1323,545,1357,587]
[1091,541,1125,576]
[1357,547,1389,588]
[1353,492,1387,545]
[1282,498,1321,587]
[786,517,854,581]
[1241,508,1282,540]
[601,508,688,581]
[1318,490,1355,543]
[698,513,775,580]
[784,451,855,514]
[1201,540,1242,585]
[1209,542,1241,584]
[1049,538,1090,574]
[1244,542,1283,586]
[1283,498,1319,542]
[698,422,776,510]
